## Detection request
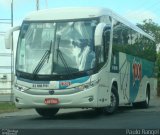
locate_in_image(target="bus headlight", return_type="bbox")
[14,84,30,92]
[74,79,100,91]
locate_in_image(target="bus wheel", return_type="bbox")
[142,88,150,108]
[35,108,59,117]
[104,86,119,114]
[133,88,150,109]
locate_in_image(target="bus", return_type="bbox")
[5,7,156,117]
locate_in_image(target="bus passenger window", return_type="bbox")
[103,27,111,60]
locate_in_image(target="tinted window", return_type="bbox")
[112,19,156,61]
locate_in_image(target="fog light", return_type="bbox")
[88,96,94,102]
[15,97,19,103]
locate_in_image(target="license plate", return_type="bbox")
[44,98,59,105]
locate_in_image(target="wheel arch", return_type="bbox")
[111,80,119,94]
[112,81,118,91]
[146,82,150,100]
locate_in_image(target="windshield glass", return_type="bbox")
[16,20,98,75]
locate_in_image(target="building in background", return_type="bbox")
[0,73,11,94]
[0,0,13,95]
[0,53,11,94]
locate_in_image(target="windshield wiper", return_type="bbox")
[56,36,72,76]
[33,40,52,75]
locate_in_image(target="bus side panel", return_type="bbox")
[110,52,154,104]
[97,64,112,107]
[126,54,154,103]
[110,52,130,105]
[118,52,130,104]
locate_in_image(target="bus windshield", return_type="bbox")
[16,20,98,76]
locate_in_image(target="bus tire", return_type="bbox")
[133,88,150,109]
[141,88,150,108]
[104,86,119,114]
[35,108,59,117]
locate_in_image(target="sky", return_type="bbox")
[0,0,160,72]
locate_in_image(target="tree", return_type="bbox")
[137,19,160,44]
[156,53,160,96]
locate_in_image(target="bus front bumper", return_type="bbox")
[13,86,98,109]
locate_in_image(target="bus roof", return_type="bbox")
[24,7,154,41]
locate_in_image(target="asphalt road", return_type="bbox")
[0,97,160,135]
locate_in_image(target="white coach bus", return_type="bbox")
[5,7,156,117]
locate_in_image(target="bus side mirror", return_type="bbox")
[94,23,106,47]
[5,26,20,49]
